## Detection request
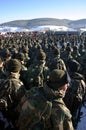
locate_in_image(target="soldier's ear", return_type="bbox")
[60,83,68,91]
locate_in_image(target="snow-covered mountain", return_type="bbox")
[0,25,77,33]
[30,25,76,32]
[0,18,86,33]
[0,26,23,33]
[0,18,86,31]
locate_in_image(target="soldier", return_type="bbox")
[22,49,49,90]
[2,49,12,76]
[79,52,86,82]
[72,45,81,62]
[49,47,66,71]
[61,45,73,65]
[16,52,27,71]
[17,69,74,130]
[78,44,85,56]
[64,59,86,129]
[0,58,26,129]
[45,69,74,130]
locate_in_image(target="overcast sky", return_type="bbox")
[0,0,86,24]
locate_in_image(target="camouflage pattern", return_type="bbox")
[0,67,6,79]
[0,29,86,130]
[61,46,73,65]
[43,84,74,130]
[0,72,26,129]
[22,64,44,89]
[48,47,67,71]
[16,86,52,130]
[16,82,74,130]
[64,72,86,129]
[22,61,49,90]
[72,46,81,62]
[79,53,86,82]
[0,67,7,86]
[49,57,66,71]
[15,52,28,71]
[0,58,7,85]
[21,48,49,90]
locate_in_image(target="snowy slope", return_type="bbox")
[0,25,76,33]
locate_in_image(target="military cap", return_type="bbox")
[48,69,68,90]
[3,49,11,59]
[37,50,46,61]
[7,58,21,72]
[17,52,25,61]
[54,48,60,56]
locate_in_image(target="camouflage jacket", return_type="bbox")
[16,83,74,130]
[0,73,26,123]
[21,63,50,90]
[49,57,66,71]
[0,67,7,88]
[64,72,86,113]
[64,72,86,129]
[0,67,7,80]
[42,84,74,130]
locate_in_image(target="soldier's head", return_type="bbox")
[3,49,11,61]
[6,58,22,73]
[54,48,60,58]
[67,59,80,72]
[37,50,46,60]
[36,50,46,66]
[17,52,25,61]
[47,69,69,92]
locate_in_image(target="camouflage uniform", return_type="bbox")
[79,53,86,82]
[22,50,49,89]
[0,59,26,129]
[64,59,86,129]
[43,83,74,130]
[17,69,74,130]
[15,52,27,71]
[0,58,7,82]
[44,69,74,130]
[49,48,66,71]
[72,45,81,62]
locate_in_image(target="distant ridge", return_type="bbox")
[0,18,86,30]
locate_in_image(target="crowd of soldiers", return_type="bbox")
[0,31,86,130]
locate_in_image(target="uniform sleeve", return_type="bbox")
[50,103,74,130]
[63,118,74,130]
[50,105,65,130]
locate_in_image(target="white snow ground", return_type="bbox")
[0,25,76,33]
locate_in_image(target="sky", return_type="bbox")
[0,0,86,24]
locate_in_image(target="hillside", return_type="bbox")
[0,18,86,30]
